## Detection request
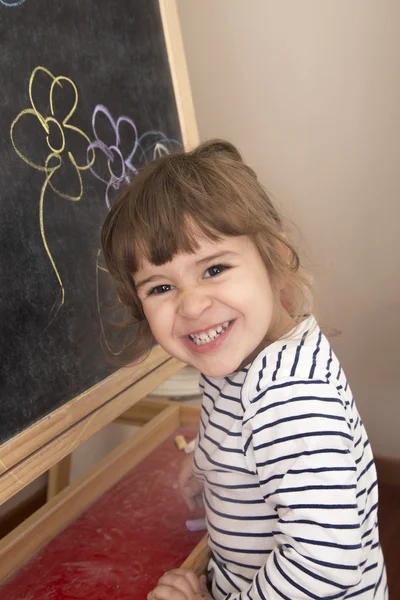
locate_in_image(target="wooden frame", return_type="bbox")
[0,0,198,507]
[0,398,209,584]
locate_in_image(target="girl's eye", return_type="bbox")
[204,264,229,278]
[147,284,173,296]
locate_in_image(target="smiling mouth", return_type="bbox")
[188,321,232,345]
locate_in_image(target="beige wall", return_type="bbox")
[177,0,400,458]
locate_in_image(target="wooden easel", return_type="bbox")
[0,395,210,585]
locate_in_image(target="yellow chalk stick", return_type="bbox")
[175,434,187,450]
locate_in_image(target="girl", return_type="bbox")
[101,140,387,600]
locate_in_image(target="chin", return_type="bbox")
[196,359,243,379]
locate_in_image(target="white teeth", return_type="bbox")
[189,321,231,345]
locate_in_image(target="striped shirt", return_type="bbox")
[194,316,387,600]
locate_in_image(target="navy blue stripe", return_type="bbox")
[202,431,244,453]
[215,562,242,592]
[244,395,343,425]
[280,519,359,530]
[345,584,375,598]
[257,447,350,468]
[214,580,229,598]
[202,390,216,407]
[205,417,241,436]
[287,466,356,476]
[203,388,243,407]
[208,487,266,505]
[290,330,309,376]
[243,432,252,455]
[198,475,261,490]
[204,494,274,523]
[337,362,342,380]
[276,503,358,511]
[272,552,344,600]
[254,429,353,451]
[212,548,261,573]
[202,374,224,393]
[281,548,349,590]
[272,344,287,381]
[326,347,333,382]
[283,544,359,570]
[263,570,290,600]
[210,537,273,554]
[256,355,267,392]
[362,501,378,525]
[255,378,329,397]
[203,397,242,420]
[264,483,356,501]
[309,331,322,379]
[208,516,275,537]
[224,376,242,387]
[198,443,255,474]
[357,458,374,481]
[252,412,346,435]
[362,561,377,574]
[361,526,374,540]
[290,535,361,550]
[258,472,285,487]
[217,388,243,402]
[255,572,268,600]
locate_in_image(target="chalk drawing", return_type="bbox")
[10,66,95,323]
[88,108,181,354]
[87,105,182,209]
[1,0,27,6]
[87,105,138,209]
[95,249,132,356]
[137,130,181,164]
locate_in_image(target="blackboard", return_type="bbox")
[0,0,183,444]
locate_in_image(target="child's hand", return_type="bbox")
[148,569,212,599]
[178,453,204,511]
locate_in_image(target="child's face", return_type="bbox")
[134,234,284,377]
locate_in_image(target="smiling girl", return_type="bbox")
[101,140,387,600]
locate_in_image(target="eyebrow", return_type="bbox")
[135,251,239,290]
[135,275,164,290]
[195,251,239,266]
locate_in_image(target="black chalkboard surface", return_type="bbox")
[0,0,182,444]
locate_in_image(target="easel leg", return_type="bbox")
[47,455,72,501]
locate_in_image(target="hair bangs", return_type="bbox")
[124,154,254,270]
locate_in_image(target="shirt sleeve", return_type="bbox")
[224,378,364,600]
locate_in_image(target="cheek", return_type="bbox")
[142,302,172,338]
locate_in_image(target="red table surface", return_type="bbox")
[1,428,205,600]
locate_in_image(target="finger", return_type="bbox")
[157,570,200,596]
[181,482,202,511]
[181,491,196,511]
[194,493,204,508]
[163,568,202,592]
[182,569,203,592]
[199,575,209,593]
[148,584,186,600]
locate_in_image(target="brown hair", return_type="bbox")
[101,139,314,363]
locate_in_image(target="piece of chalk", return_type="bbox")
[185,517,207,532]
[184,438,196,453]
[175,434,187,450]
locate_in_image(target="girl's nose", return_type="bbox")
[177,288,213,319]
